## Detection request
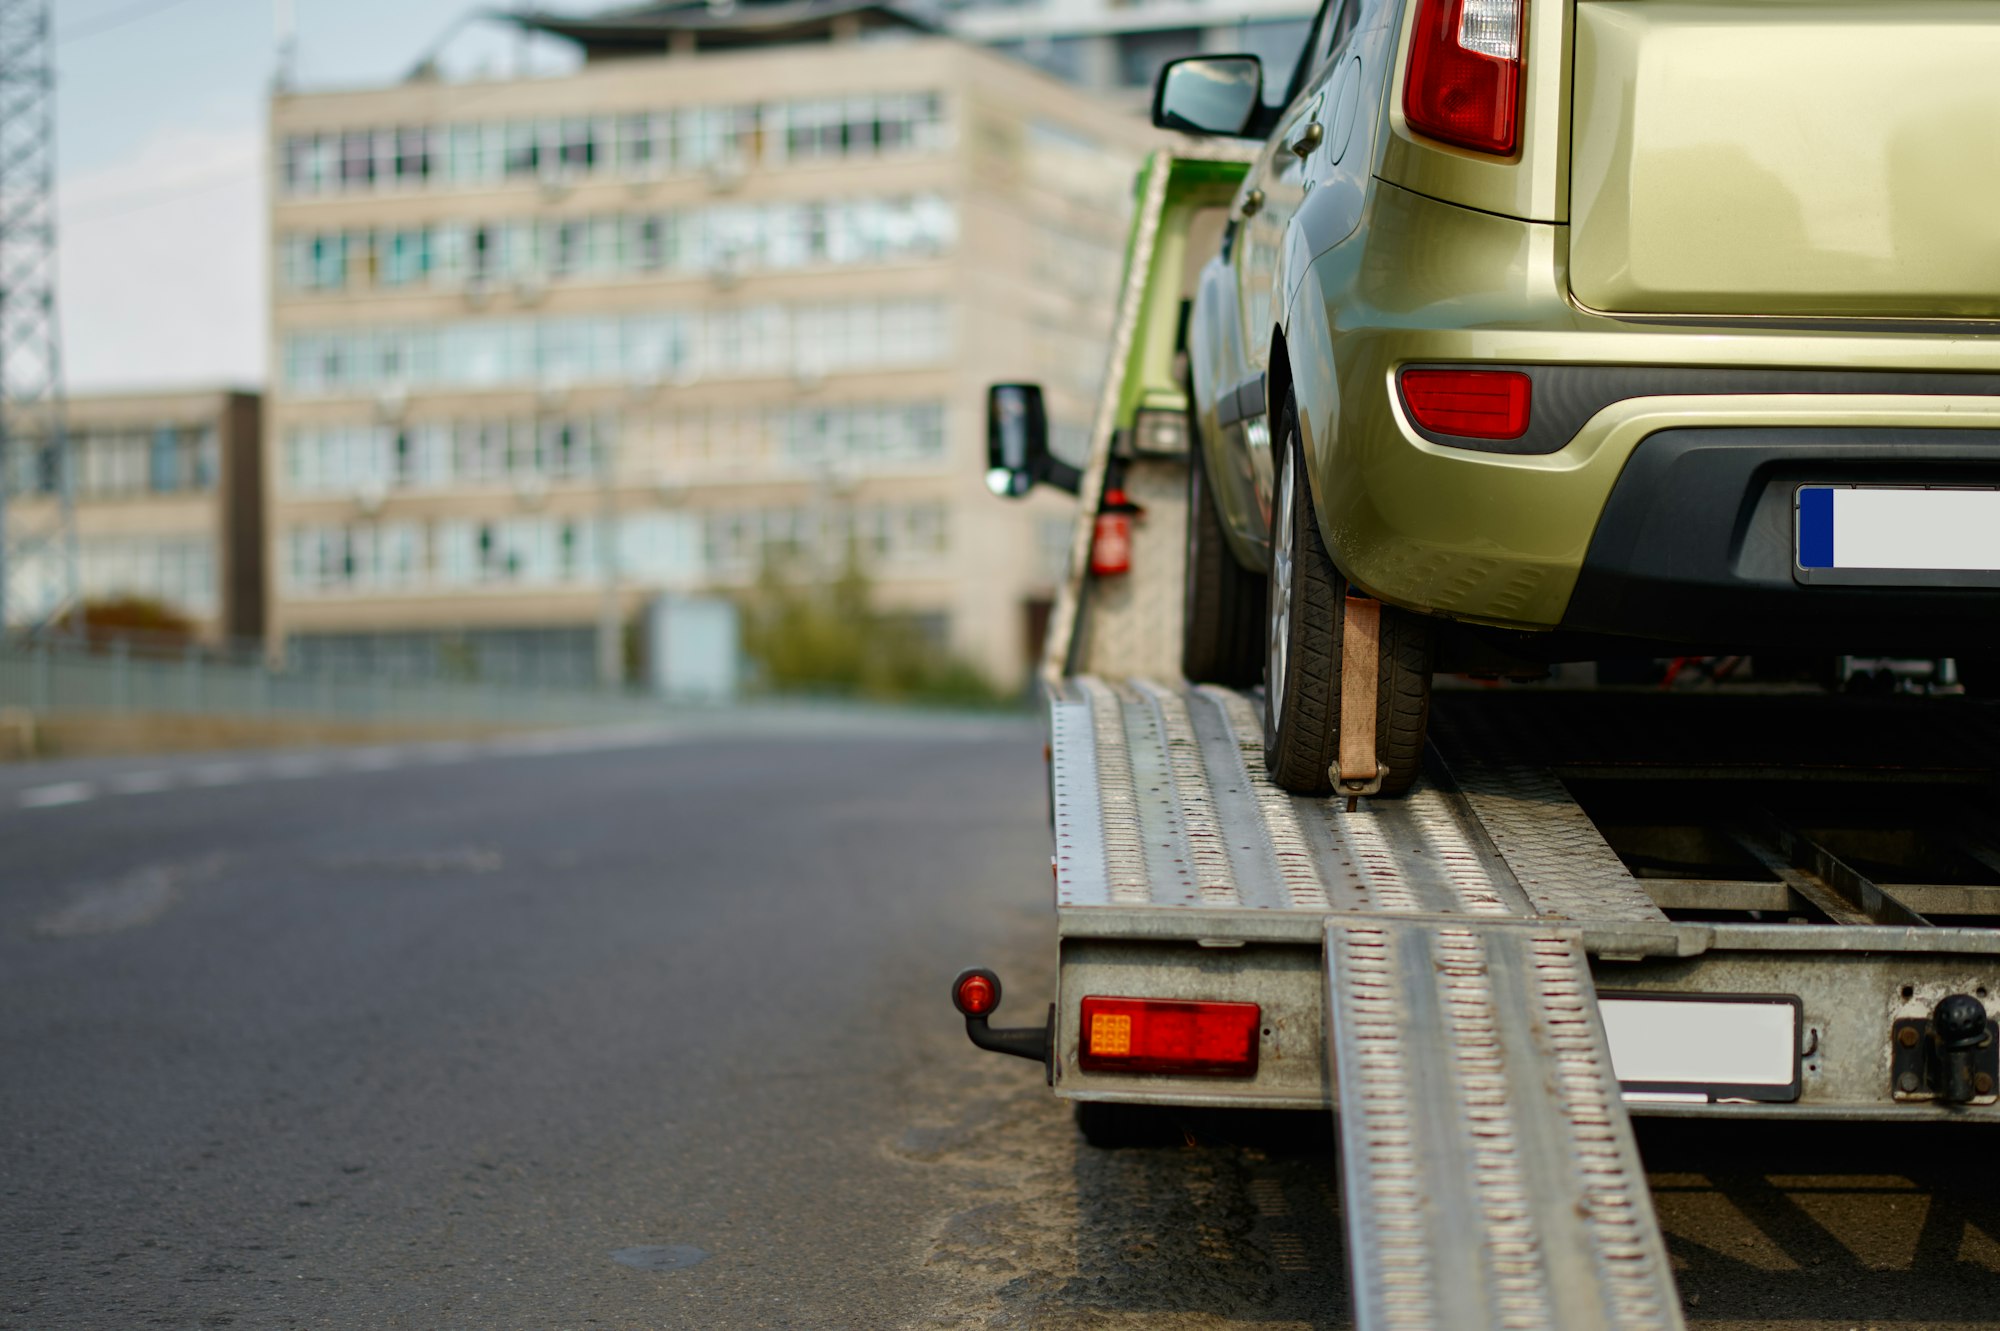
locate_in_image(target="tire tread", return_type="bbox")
[1183,436,1265,686]
[1265,391,1433,796]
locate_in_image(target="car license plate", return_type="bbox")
[1599,994,1800,1103]
[1797,485,2000,577]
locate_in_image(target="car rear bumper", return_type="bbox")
[1317,374,2000,636]
[1560,427,2000,655]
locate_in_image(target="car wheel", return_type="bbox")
[1182,432,1266,685]
[1262,391,1434,797]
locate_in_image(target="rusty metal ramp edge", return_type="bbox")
[1327,916,1685,1331]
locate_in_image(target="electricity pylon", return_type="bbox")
[0,0,74,638]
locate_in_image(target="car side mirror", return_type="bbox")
[987,383,1080,498]
[1153,55,1263,137]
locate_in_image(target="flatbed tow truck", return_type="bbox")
[955,149,2000,1331]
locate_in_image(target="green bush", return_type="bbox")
[739,554,1005,706]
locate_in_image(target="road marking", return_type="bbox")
[19,782,96,808]
[267,755,330,779]
[35,873,178,936]
[2,717,947,815]
[415,742,476,764]
[33,856,223,937]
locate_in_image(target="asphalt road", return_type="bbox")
[5,713,2000,1330]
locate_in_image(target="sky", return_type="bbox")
[55,0,580,391]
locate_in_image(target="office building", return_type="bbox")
[2,387,263,643]
[267,1,1157,688]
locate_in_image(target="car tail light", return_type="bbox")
[1399,368,1531,439]
[1404,0,1525,156]
[1078,997,1261,1076]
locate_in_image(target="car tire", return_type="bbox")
[1182,434,1266,686]
[1262,391,1433,797]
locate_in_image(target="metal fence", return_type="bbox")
[0,636,664,727]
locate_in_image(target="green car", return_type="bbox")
[1159,0,2000,795]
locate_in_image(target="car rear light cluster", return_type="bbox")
[1404,0,1525,156]
[1399,368,1532,439]
[1078,996,1261,1076]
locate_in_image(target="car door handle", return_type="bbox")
[1240,188,1265,218]
[1289,121,1324,158]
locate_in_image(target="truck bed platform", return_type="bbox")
[1052,677,1666,934]
[1043,675,2000,1330]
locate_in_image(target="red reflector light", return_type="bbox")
[1404,0,1525,156]
[954,971,999,1017]
[1078,997,1261,1077]
[1399,368,1532,440]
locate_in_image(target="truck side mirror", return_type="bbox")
[987,383,1079,498]
[1153,55,1263,137]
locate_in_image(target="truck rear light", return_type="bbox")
[1078,997,1261,1076]
[1398,368,1531,439]
[954,970,999,1017]
[1404,0,1525,156]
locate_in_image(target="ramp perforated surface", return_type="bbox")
[1052,677,1666,928]
[1327,917,1685,1331]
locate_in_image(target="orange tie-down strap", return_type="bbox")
[1336,591,1385,799]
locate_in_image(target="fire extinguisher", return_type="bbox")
[1092,480,1143,577]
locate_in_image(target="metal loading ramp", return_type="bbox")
[1051,675,1688,1330]
[1328,916,1679,1331]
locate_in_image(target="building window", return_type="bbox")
[504,121,541,178]
[79,534,218,614]
[280,301,948,396]
[149,426,180,492]
[699,501,951,577]
[285,523,424,594]
[618,113,663,173]
[395,127,433,183]
[776,401,947,471]
[422,515,607,587]
[278,195,955,296]
[282,416,606,495]
[278,92,949,196]
[340,131,377,188]
[557,117,597,171]
[382,229,431,286]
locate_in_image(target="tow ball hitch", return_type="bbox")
[1892,994,1998,1103]
[951,968,1054,1083]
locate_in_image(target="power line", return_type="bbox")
[65,161,258,223]
[57,0,202,44]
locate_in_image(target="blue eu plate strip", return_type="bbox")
[1797,487,1835,569]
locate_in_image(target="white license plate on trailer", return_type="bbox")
[1796,485,2000,579]
[1600,995,1801,1103]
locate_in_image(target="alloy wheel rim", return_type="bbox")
[1269,449,1294,733]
